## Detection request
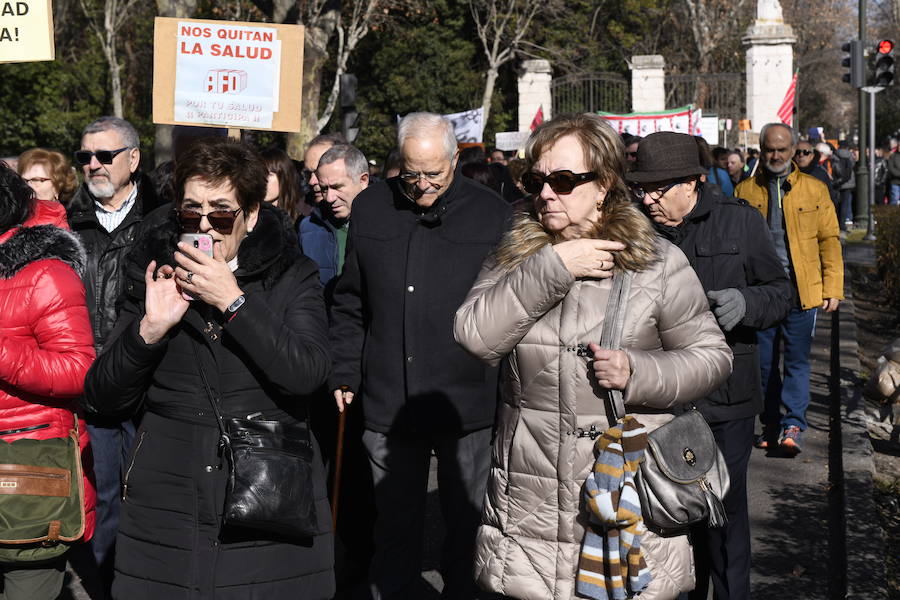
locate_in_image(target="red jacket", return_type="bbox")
[0,200,97,542]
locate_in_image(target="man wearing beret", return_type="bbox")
[627,131,793,600]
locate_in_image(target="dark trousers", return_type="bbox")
[689,416,754,600]
[0,559,65,600]
[361,427,492,600]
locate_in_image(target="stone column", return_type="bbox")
[517,59,552,132]
[742,0,796,139]
[630,55,666,112]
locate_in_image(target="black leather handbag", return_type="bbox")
[601,271,730,534]
[194,346,318,539]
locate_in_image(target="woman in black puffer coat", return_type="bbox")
[83,138,334,599]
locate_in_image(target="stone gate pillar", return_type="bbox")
[743,0,796,139]
[517,59,552,132]
[630,55,666,112]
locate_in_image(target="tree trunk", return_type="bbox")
[481,66,499,129]
[286,14,337,159]
[109,49,124,118]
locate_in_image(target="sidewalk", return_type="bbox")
[747,240,887,600]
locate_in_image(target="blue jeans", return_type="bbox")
[86,417,136,569]
[839,189,854,226]
[890,183,900,206]
[757,306,817,431]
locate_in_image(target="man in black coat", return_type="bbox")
[66,116,159,592]
[628,132,793,600]
[329,112,511,599]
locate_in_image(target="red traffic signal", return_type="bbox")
[878,39,895,54]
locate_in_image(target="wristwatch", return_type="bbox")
[224,295,246,320]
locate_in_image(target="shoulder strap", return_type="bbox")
[599,270,633,421]
[191,342,227,440]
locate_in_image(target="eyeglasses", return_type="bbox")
[399,170,446,187]
[74,147,130,167]
[175,207,243,234]
[631,180,684,201]
[521,170,598,195]
[24,177,52,184]
[795,149,813,156]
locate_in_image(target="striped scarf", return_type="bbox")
[576,416,652,599]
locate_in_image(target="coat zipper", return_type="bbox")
[0,423,50,436]
[122,430,147,502]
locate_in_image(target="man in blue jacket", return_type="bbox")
[298,143,369,294]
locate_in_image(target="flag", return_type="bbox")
[777,72,798,126]
[530,105,544,132]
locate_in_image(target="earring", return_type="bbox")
[247,226,253,233]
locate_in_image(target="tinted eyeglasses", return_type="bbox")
[74,147,130,167]
[176,207,243,234]
[795,149,814,157]
[521,170,598,195]
[630,179,684,201]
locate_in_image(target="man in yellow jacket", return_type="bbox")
[735,123,843,455]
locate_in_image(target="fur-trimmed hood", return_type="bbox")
[129,202,302,291]
[0,225,87,279]
[492,197,659,273]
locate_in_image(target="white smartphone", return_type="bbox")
[179,233,214,258]
[178,233,213,301]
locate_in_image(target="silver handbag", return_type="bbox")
[601,271,730,534]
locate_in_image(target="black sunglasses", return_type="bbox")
[175,208,243,234]
[74,147,130,166]
[795,149,813,156]
[521,170,598,195]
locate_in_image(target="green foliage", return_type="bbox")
[874,205,900,311]
[0,52,108,157]
[351,1,492,162]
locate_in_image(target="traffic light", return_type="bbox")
[872,39,895,87]
[842,40,864,88]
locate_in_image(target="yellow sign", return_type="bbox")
[153,17,304,133]
[0,0,55,63]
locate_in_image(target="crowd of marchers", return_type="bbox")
[0,109,859,600]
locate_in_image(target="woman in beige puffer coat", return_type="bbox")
[454,113,732,600]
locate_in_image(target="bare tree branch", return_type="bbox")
[470,0,545,127]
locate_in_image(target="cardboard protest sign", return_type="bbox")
[153,17,303,132]
[0,0,55,63]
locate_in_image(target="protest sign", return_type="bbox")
[494,131,530,152]
[153,17,303,132]
[0,0,54,63]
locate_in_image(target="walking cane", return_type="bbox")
[331,386,350,532]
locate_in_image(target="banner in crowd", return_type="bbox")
[494,130,530,152]
[0,0,54,63]
[598,105,703,138]
[398,108,485,143]
[153,18,304,132]
[444,108,484,143]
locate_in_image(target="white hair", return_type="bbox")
[397,112,457,161]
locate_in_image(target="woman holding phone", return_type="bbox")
[83,138,334,599]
